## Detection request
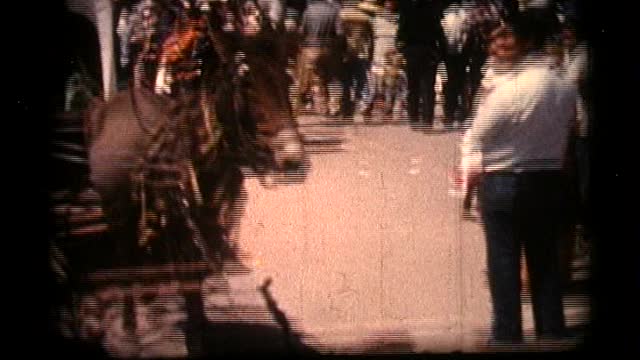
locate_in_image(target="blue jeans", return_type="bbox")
[575,138,589,210]
[341,57,370,114]
[479,171,568,341]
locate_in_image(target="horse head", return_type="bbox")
[205,7,307,183]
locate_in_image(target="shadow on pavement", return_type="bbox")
[196,276,320,356]
[470,324,590,353]
[351,329,415,355]
[199,322,319,355]
[301,131,347,155]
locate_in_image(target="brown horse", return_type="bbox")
[84,7,306,270]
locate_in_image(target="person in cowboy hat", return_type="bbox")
[338,1,378,117]
[355,0,405,119]
[358,0,382,13]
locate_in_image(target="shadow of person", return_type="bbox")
[356,330,415,355]
[192,277,319,356]
[200,321,318,355]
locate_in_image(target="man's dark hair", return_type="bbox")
[510,8,561,50]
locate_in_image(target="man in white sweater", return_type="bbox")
[459,10,576,345]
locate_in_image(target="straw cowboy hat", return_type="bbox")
[341,6,370,22]
[358,0,382,13]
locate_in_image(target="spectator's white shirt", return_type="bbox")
[478,57,517,101]
[460,52,577,173]
[562,42,589,138]
[372,10,398,66]
[257,0,285,28]
[564,43,588,84]
[441,1,473,54]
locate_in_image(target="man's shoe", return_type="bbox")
[537,330,574,341]
[535,332,578,350]
[484,337,524,351]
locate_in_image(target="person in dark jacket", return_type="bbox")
[396,0,446,129]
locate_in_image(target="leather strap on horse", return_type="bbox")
[205,17,231,66]
[131,92,188,248]
[130,88,224,264]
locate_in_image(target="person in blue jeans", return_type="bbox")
[459,10,575,345]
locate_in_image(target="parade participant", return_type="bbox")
[441,0,472,127]
[396,0,446,130]
[364,0,404,119]
[339,0,376,117]
[294,0,344,115]
[257,0,286,30]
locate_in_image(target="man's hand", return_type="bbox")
[466,168,482,188]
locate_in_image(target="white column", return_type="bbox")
[94,0,117,100]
